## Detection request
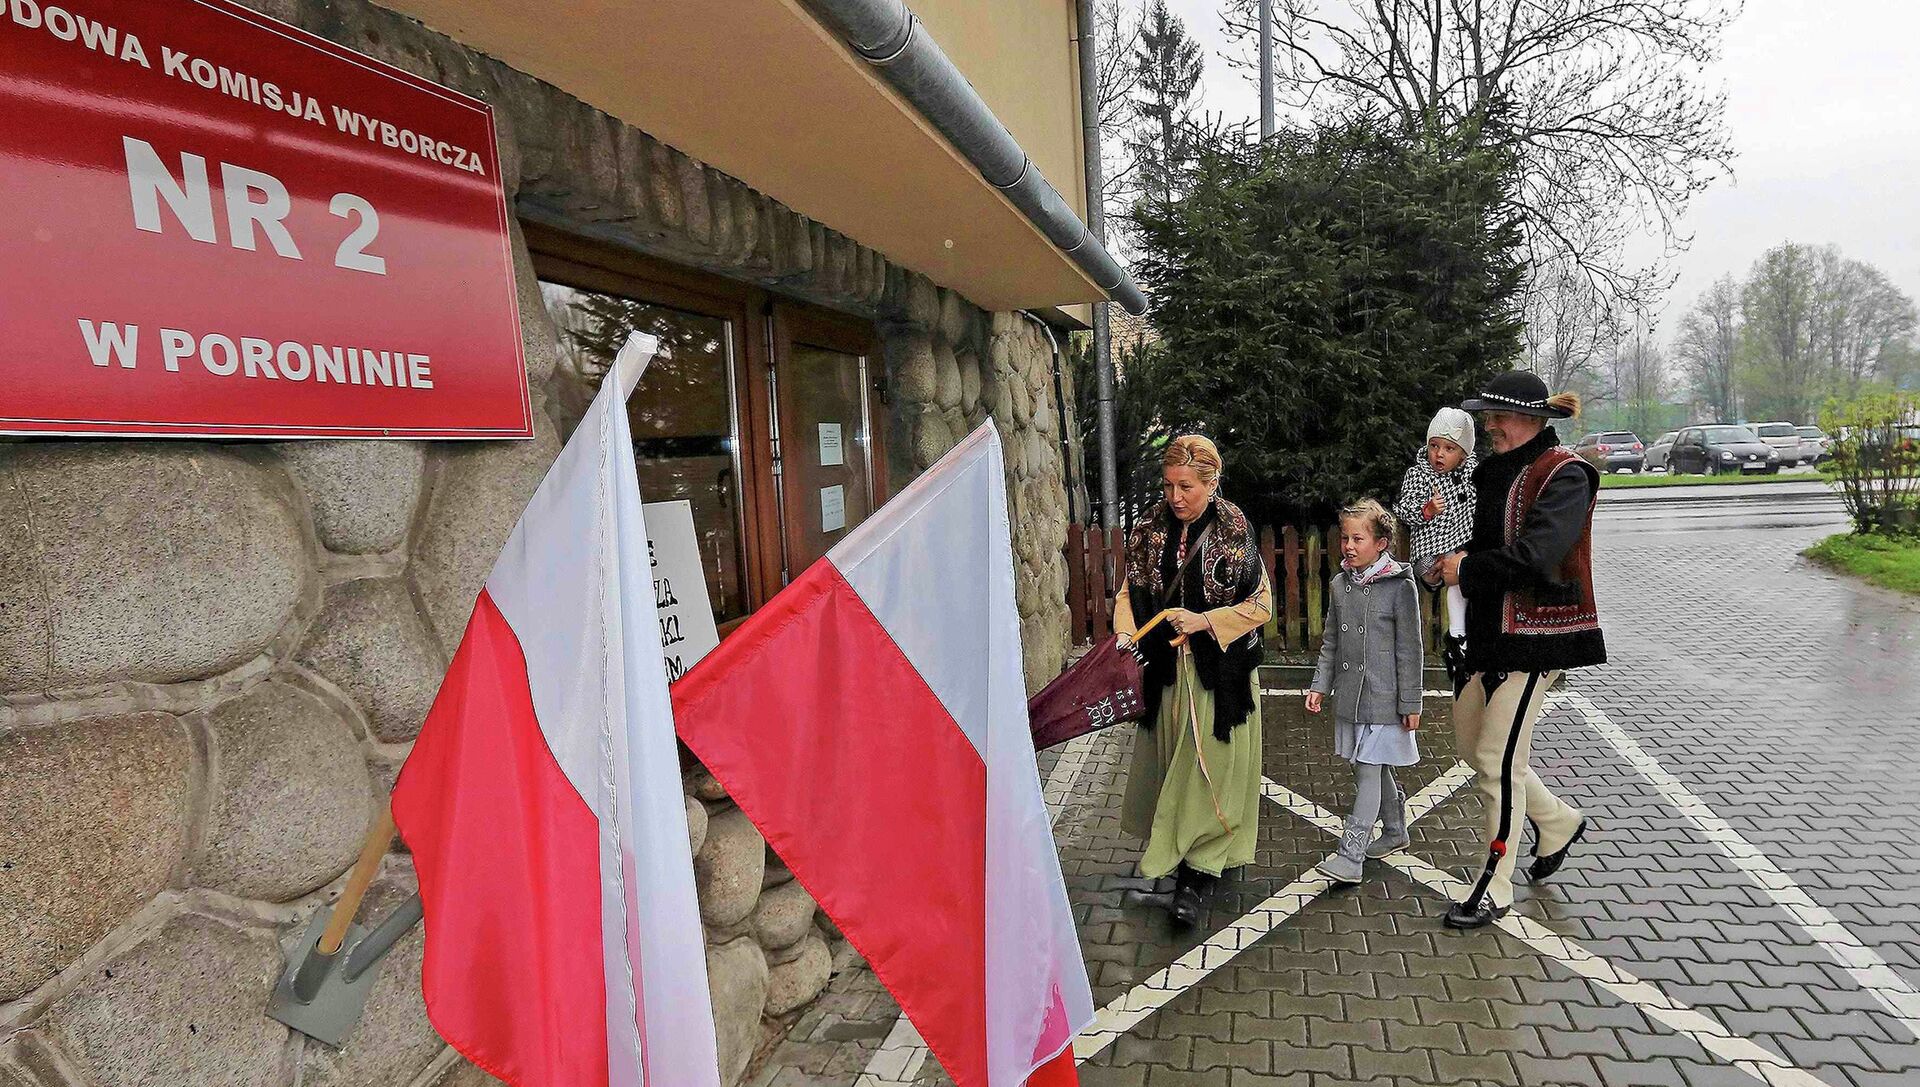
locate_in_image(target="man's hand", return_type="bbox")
[1305,690,1323,714]
[1403,712,1421,731]
[1437,551,1466,586]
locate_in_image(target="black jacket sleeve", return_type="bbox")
[1459,470,1594,596]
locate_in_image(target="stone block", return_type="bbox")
[194,682,373,902]
[889,332,937,406]
[276,441,426,555]
[694,808,766,928]
[706,938,769,1087]
[411,417,562,654]
[686,764,729,802]
[906,277,941,331]
[914,413,956,471]
[296,578,444,742]
[934,342,963,410]
[765,933,832,1016]
[509,218,562,386]
[0,444,308,692]
[44,913,288,1087]
[433,1062,507,1087]
[0,715,194,1001]
[751,880,817,952]
[298,878,441,1087]
[957,351,983,413]
[645,138,684,231]
[938,290,970,344]
[686,794,710,856]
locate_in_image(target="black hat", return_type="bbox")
[1461,370,1572,418]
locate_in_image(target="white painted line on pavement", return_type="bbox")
[1263,778,1838,1087]
[1261,687,1455,698]
[1071,869,1336,1062]
[1556,689,1920,1041]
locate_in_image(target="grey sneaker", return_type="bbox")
[1316,854,1363,884]
[1366,831,1410,858]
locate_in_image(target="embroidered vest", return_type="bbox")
[1501,447,1600,637]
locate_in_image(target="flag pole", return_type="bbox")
[317,801,395,956]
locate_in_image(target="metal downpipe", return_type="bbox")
[804,0,1148,315]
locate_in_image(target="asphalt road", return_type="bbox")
[1597,479,1850,538]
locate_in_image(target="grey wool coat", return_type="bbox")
[1310,564,1425,724]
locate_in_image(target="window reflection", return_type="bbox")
[540,281,748,624]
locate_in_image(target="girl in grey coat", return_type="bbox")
[1306,499,1425,883]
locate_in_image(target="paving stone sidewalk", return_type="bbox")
[757,506,1920,1087]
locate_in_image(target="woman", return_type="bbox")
[1115,435,1272,926]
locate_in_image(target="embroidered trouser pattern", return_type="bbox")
[1336,763,1405,865]
[1452,670,1582,909]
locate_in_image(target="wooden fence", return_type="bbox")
[1064,523,1453,653]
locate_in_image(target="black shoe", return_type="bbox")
[1443,899,1510,929]
[1168,885,1202,927]
[1528,818,1589,882]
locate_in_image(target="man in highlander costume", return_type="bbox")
[1435,371,1605,929]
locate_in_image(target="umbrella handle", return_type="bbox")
[1129,609,1176,641]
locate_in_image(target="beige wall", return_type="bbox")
[912,0,1089,220]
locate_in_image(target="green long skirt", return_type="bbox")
[1120,653,1263,879]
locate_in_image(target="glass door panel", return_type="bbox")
[778,341,874,570]
[540,282,751,625]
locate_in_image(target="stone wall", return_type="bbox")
[0,1,1080,1085]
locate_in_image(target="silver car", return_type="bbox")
[1753,422,1808,467]
[1796,426,1832,464]
[1644,431,1678,472]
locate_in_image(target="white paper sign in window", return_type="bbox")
[818,422,845,467]
[643,500,720,683]
[820,484,847,533]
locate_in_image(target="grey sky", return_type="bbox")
[1160,0,1920,330]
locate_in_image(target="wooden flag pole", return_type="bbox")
[318,802,395,956]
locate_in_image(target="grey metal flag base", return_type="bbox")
[267,893,424,1046]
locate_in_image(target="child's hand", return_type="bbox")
[1403,712,1421,731]
[1305,691,1323,714]
[1423,487,1445,519]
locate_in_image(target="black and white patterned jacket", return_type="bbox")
[1393,454,1478,564]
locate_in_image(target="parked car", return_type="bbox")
[1574,430,1646,472]
[1796,426,1832,464]
[1669,425,1780,474]
[1752,422,1808,467]
[1644,431,1679,472]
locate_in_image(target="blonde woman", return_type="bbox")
[1114,435,1272,926]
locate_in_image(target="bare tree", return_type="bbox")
[1807,245,1918,394]
[1523,259,1619,392]
[1610,328,1671,438]
[1090,0,1145,259]
[1219,0,1738,313]
[1674,273,1740,421]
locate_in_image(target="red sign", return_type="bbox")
[0,0,530,438]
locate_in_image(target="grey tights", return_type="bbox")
[1337,763,1407,863]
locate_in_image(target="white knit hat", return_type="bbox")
[1426,407,1475,457]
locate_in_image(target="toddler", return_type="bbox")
[1306,499,1424,883]
[1394,407,1477,680]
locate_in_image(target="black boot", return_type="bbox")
[1168,865,1209,927]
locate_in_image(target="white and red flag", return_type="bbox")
[392,336,721,1087]
[671,423,1094,1087]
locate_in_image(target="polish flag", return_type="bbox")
[392,336,721,1087]
[671,423,1094,1087]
